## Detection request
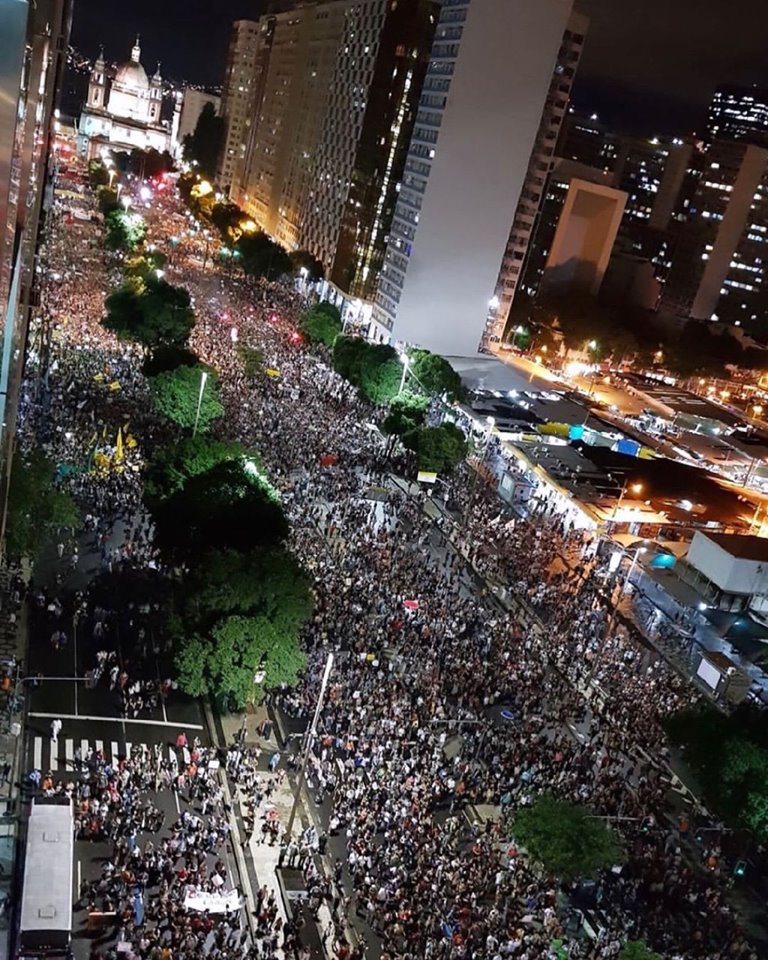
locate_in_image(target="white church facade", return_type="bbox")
[77,39,180,160]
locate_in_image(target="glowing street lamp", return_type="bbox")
[192,370,209,437]
[398,353,410,394]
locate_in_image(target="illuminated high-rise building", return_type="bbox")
[707,85,768,148]
[373,0,583,357]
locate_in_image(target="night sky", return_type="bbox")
[68,0,768,135]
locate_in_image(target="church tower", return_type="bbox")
[88,48,106,109]
[149,63,163,124]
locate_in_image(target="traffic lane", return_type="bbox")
[71,763,236,960]
[26,602,78,718]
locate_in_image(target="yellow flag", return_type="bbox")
[115,428,124,463]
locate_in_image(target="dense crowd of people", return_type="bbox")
[18,153,757,960]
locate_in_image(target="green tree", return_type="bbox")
[102,275,195,349]
[236,344,265,379]
[211,201,245,244]
[513,795,624,881]
[175,614,306,708]
[382,391,430,437]
[124,250,168,280]
[97,185,120,216]
[150,459,287,559]
[88,159,110,189]
[142,344,199,378]
[5,451,79,560]
[359,343,402,405]
[300,304,342,347]
[182,102,225,180]
[182,547,313,634]
[148,364,223,432]
[408,349,462,400]
[235,231,292,280]
[332,335,369,383]
[104,209,146,253]
[402,422,468,473]
[619,941,662,960]
[290,250,325,281]
[144,436,253,504]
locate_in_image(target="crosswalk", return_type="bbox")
[31,736,180,774]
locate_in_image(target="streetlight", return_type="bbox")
[121,196,131,212]
[155,269,165,280]
[192,369,209,437]
[286,652,334,839]
[623,545,647,593]
[398,353,410,394]
[509,325,525,350]
[610,479,643,528]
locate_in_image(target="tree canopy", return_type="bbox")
[235,231,293,281]
[290,250,325,281]
[619,941,662,960]
[299,303,342,347]
[513,795,624,881]
[97,185,120,216]
[141,344,199,379]
[150,459,288,559]
[148,363,224,432]
[182,102,225,180]
[331,336,405,404]
[408,348,462,400]
[402,422,468,473]
[182,547,313,634]
[102,275,195,349]
[382,391,430,438]
[144,436,254,504]
[665,704,768,841]
[175,613,306,709]
[5,451,79,560]
[88,159,110,189]
[104,209,146,253]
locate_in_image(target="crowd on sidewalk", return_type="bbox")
[18,160,757,960]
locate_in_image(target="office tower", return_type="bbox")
[177,88,221,155]
[660,139,768,336]
[490,10,587,342]
[613,136,693,235]
[302,0,439,302]
[237,0,438,288]
[373,0,580,359]
[708,85,768,148]
[0,0,72,521]
[217,20,262,194]
[238,2,353,249]
[558,109,617,171]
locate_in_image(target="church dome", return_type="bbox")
[114,60,149,90]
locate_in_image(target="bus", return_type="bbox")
[18,798,73,959]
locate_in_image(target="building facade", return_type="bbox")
[708,85,768,148]
[660,139,768,336]
[238,3,353,248]
[489,10,588,342]
[77,39,177,160]
[373,0,578,357]
[217,20,262,195]
[301,0,439,302]
[0,0,73,538]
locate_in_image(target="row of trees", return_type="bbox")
[143,437,311,708]
[509,292,768,378]
[92,153,311,709]
[177,172,323,284]
[665,704,768,842]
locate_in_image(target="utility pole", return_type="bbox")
[286,652,333,840]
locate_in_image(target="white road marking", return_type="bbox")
[33,737,42,770]
[49,746,58,772]
[125,742,132,758]
[95,740,103,757]
[81,739,89,761]
[111,741,119,762]
[29,711,203,730]
[65,739,74,767]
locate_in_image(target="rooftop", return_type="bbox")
[702,531,768,562]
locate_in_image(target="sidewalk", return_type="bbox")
[209,704,335,959]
